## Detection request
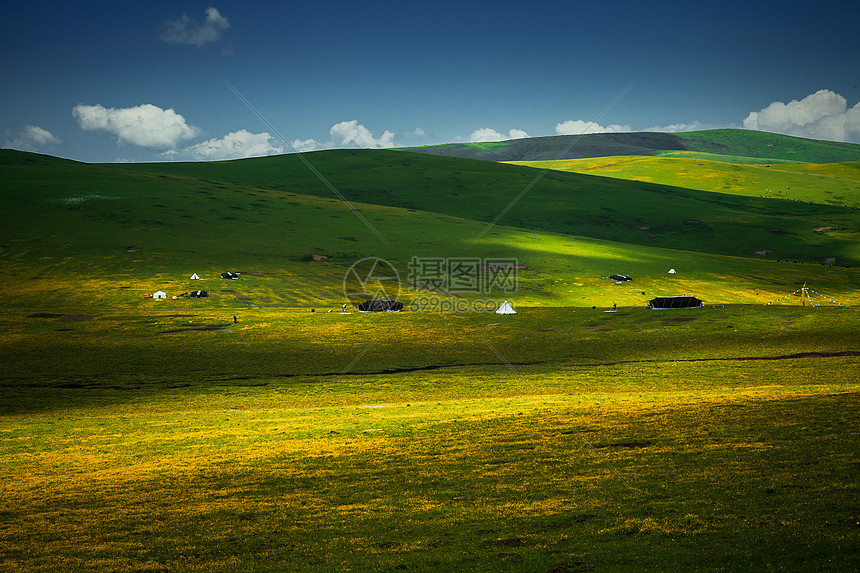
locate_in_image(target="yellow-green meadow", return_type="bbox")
[2,306,858,571]
[2,130,859,571]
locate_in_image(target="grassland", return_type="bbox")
[1,306,858,571]
[5,145,859,284]
[1,130,859,571]
[506,155,860,209]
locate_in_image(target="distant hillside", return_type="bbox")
[404,129,860,164]
[107,148,860,266]
[674,130,860,163]
[403,132,687,162]
[506,156,860,209]
[2,147,859,309]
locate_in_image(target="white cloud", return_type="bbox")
[182,129,283,160]
[290,138,320,152]
[469,127,530,143]
[469,128,504,142]
[743,89,860,142]
[5,125,60,150]
[159,7,230,47]
[554,120,631,135]
[643,121,706,133]
[23,125,60,146]
[73,103,200,148]
[330,120,395,148]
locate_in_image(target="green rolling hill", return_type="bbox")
[404,129,860,163]
[1,128,859,310]
[110,146,860,265]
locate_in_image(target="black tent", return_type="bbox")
[610,274,632,282]
[220,272,240,280]
[648,296,703,309]
[356,299,403,312]
[188,290,208,298]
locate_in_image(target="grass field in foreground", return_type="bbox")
[1,306,858,571]
[2,382,858,572]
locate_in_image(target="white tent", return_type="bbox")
[153,290,167,300]
[668,268,677,274]
[190,273,200,280]
[495,300,516,314]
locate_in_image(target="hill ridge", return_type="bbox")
[402,129,860,164]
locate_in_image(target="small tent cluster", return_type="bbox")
[648,296,703,309]
[147,272,209,301]
[220,272,241,280]
[356,299,403,312]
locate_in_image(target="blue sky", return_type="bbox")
[2,1,859,162]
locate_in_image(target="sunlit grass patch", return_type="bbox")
[2,383,858,571]
[507,155,860,208]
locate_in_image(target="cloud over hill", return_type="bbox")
[331,120,395,148]
[4,125,60,151]
[73,103,201,149]
[555,120,631,135]
[181,129,283,160]
[744,89,860,142]
[469,128,530,142]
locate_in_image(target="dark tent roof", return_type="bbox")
[188,290,208,298]
[610,274,632,281]
[220,272,240,279]
[648,296,703,309]
[356,299,403,312]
